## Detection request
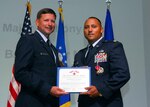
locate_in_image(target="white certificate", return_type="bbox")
[57,67,91,93]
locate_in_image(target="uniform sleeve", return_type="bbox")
[14,36,51,98]
[73,50,85,67]
[99,42,130,99]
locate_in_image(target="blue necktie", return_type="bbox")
[47,40,55,61]
[85,45,93,62]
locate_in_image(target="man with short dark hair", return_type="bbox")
[14,8,67,107]
[73,17,130,107]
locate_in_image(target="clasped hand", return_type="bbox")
[80,86,102,98]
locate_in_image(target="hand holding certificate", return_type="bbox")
[57,67,91,93]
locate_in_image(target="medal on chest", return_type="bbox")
[95,64,104,74]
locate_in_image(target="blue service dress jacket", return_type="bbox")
[14,31,60,107]
[73,38,130,107]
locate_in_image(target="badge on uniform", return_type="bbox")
[94,50,107,75]
[94,50,107,63]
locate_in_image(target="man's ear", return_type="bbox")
[101,28,104,33]
[35,19,39,27]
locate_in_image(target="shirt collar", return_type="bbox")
[89,36,104,47]
[36,30,48,42]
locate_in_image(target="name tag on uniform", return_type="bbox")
[40,52,48,56]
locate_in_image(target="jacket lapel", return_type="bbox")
[34,31,56,63]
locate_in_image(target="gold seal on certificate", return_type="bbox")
[57,67,91,93]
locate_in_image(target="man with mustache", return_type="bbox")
[73,17,130,107]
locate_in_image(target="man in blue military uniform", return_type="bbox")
[73,17,130,107]
[14,8,67,107]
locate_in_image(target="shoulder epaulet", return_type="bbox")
[103,40,118,43]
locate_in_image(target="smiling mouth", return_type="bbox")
[88,34,94,36]
[47,27,53,30]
